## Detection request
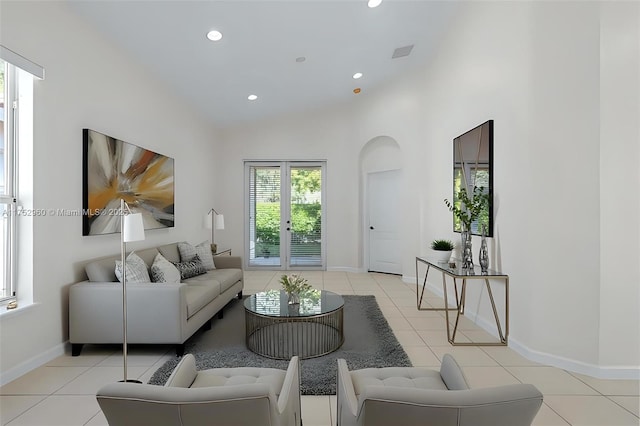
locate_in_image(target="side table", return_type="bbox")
[213,248,232,256]
[416,257,509,346]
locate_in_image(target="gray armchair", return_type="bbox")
[337,354,542,426]
[97,354,301,426]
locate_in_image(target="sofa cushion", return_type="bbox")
[178,241,216,270]
[115,252,151,283]
[209,269,243,293]
[150,253,181,284]
[173,255,207,280]
[184,283,220,318]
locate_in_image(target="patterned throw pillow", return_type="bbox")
[177,241,197,262]
[172,255,207,280]
[178,241,216,270]
[115,252,151,283]
[195,242,216,270]
[150,253,181,284]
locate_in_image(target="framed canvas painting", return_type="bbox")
[82,129,175,236]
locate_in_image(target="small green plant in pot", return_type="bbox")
[430,239,454,263]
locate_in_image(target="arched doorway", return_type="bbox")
[360,136,403,274]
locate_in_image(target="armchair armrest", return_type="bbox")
[440,353,469,390]
[277,356,301,413]
[69,281,187,343]
[165,354,197,388]
[337,359,359,421]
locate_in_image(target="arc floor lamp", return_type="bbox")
[120,199,145,383]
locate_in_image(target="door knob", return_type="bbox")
[370,226,374,230]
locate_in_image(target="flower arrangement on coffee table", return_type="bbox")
[280,274,312,304]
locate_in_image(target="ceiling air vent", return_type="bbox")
[392,45,414,59]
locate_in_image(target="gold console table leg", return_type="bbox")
[416,258,458,312]
[446,276,508,346]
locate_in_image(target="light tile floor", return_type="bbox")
[1,271,638,425]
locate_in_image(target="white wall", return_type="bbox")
[0,1,219,383]
[598,1,640,371]
[0,0,636,382]
[216,1,639,377]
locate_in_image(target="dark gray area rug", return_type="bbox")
[148,295,411,395]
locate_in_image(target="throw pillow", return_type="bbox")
[196,242,216,270]
[150,253,181,284]
[115,252,150,283]
[177,241,197,262]
[178,241,216,270]
[172,254,207,280]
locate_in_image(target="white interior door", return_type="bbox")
[368,170,402,274]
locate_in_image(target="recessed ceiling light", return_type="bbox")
[206,30,223,41]
[248,94,258,101]
[367,0,382,8]
[353,72,363,79]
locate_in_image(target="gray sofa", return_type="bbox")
[69,242,243,356]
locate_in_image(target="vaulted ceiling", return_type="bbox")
[67,1,458,128]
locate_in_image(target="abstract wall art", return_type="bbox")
[82,129,175,236]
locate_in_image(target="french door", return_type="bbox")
[245,161,326,270]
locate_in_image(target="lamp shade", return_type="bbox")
[205,211,213,230]
[123,213,145,242]
[215,214,225,230]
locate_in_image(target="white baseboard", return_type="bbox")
[0,341,66,386]
[507,338,640,380]
[327,266,366,273]
[421,281,640,380]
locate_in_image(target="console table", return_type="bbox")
[416,257,509,346]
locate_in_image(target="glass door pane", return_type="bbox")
[248,165,282,267]
[288,165,322,268]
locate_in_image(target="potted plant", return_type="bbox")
[444,186,489,268]
[444,186,489,233]
[430,239,454,263]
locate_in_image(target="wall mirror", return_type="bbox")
[453,120,493,236]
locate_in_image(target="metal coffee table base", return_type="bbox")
[245,310,344,360]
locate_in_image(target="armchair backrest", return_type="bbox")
[356,383,543,426]
[97,382,278,426]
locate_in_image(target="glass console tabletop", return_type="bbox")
[416,256,507,278]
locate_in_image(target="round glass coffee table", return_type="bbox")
[244,289,344,360]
